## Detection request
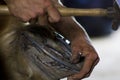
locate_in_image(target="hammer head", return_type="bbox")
[112,0,120,30]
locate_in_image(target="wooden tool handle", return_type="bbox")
[0,5,108,16]
[58,7,108,16]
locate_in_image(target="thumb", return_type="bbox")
[47,5,60,23]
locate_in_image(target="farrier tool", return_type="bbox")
[0,0,119,30]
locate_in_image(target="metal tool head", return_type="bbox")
[112,0,120,30]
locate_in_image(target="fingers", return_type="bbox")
[18,10,37,22]
[69,47,99,80]
[47,5,61,23]
[37,15,49,26]
[84,57,99,78]
[71,50,81,64]
[6,0,61,23]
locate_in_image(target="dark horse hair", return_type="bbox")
[0,23,83,80]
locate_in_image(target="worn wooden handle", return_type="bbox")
[0,5,108,16]
[58,7,108,16]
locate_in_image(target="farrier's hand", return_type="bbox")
[68,35,99,80]
[4,0,60,22]
[50,16,100,80]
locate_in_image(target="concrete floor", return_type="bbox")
[62,28,120,80]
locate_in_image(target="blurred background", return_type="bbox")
[61,0,113,37]
[61,0,120,80]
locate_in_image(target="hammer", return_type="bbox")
[0,0,119,30]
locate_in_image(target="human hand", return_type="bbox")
[4,0,60,22]
[50,16,99,80]
[67,36,99,80]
